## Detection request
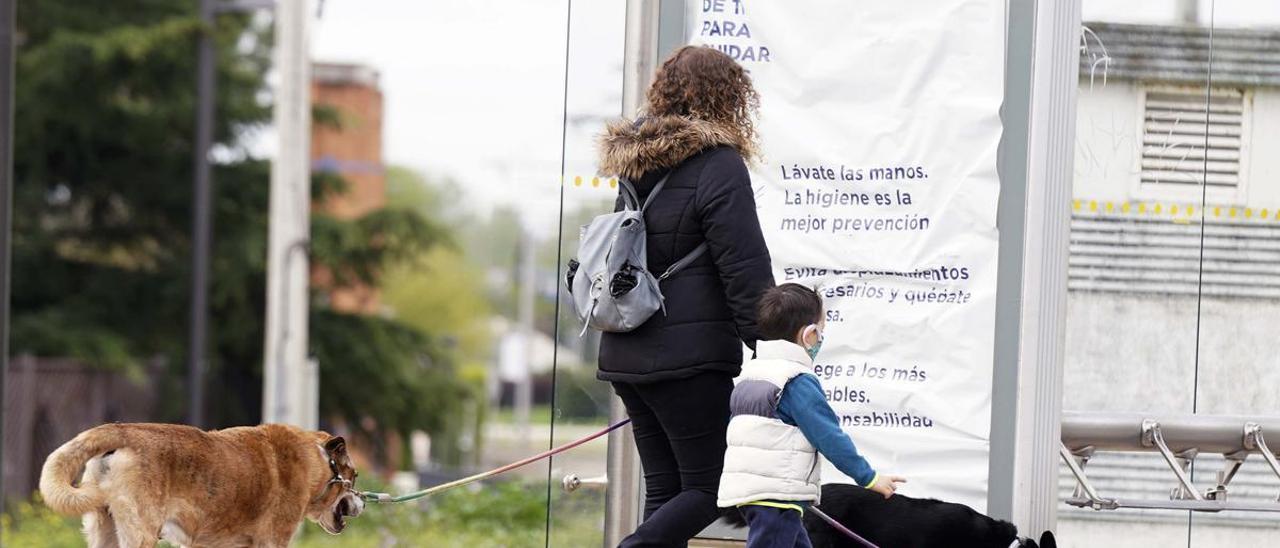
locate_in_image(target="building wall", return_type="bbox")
[1063,79,1280,543]
[1057,518,1280,548]
[1063,292,1280,415]
[311,79,386,219]
[1074,81,1144,205]
[1075,80,1280,212]
[1070,81,1280,410]
[1247,90,1280,207]
[310,65,387,314]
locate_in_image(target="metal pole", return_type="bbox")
[1016,0,1078,532]
[0,0,16,515]
[605,1,660,545]
[987,0,1079,534]
[1062,411,1280,455]
[515,227,534,448]
[655,0,687,59]
[987,0,1036,523]
[187,0,216,428]
[263,0,313,427]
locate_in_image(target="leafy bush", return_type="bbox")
[295,480,600,548]
[0,498,85,548]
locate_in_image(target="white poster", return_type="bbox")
[690,0,1005,510]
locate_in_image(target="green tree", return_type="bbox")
[379,167,493,466]
[12,1,473,457]
[381,168,491,362]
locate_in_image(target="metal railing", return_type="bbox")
[1061,411,1280,512]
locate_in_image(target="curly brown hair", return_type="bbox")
[645,46,760,161]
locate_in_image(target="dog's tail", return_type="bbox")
[39,425,125,515]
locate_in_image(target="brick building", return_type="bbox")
[311,62,386,314]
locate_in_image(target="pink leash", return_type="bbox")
[360,417,880,548]
[361,419,631,504]
[809,505,881,548]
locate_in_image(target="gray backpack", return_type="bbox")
[566,175,708,335]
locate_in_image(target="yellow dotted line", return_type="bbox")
[1072,199,1280,222]
[569,175,618,189]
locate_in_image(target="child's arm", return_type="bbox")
[776,375,879,488]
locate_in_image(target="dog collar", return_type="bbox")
[311,443,354,503]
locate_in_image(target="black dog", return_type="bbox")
[723,484,1056,548]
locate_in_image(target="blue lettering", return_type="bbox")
[702,20,752,38]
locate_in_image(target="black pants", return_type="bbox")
[612,372,733,548]
[742,505,813,548]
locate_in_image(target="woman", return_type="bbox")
[596,45,775,547]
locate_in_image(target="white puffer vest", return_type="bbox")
[716,340,822,507]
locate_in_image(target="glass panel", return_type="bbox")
[1064,1,1213,545]
[546,3,628,547]
[306,2,577,545]
[1188,1,1280,545]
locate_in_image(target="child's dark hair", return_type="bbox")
[756,283,823,342]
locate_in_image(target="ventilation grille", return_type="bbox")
[1069,214,1280,299]
[1060,452,1280,527]
[1141,89,1245,189]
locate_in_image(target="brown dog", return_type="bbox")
[39,423,363,547]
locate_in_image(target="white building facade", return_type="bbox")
[1062,21,1280,545]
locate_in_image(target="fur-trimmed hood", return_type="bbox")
[597,115,749,180]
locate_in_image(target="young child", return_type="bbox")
[718,283,905,548]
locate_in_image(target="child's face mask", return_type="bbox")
[802,324,824,360]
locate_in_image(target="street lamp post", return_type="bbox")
[187,0,217,428]
[0,0,16,514]
[262,0,315,429]
[189,0,301,429]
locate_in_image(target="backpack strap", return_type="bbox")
[658,242,709,280]
[621,172,707,280]
[618,173,673,212]
[618,178,641,211]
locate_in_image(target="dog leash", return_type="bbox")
[809,505,881,548]
[360,418,881,548]
[360,419,631,504]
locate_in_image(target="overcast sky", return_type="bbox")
[312,0,622,234]
[309,0,1280,233]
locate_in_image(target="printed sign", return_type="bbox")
[690,0,1005,510]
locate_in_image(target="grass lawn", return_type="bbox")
[2,481,604,548]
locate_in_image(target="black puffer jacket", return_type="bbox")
[594,115,774,383]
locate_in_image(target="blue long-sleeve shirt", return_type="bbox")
[775,374,879,488]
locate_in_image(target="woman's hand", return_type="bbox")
[869,475,907,499]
